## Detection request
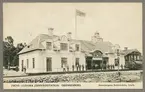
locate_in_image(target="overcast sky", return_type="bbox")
[3,3,142,52]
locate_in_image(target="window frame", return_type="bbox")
[60,43,68,51]
[46,42,52,50]
[75,44,80,51]
[21,60,24,71]
[27,59,29,68]
[32,58,35,69]
[75,58,80,66]
[61,57,67,68]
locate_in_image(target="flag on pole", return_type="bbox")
[76,9,86,17]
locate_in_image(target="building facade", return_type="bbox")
[18,29,142,73]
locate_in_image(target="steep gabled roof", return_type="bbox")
[18,34,58,54]
[79,40,113,53]
[93,41,113,53]
[18,34,115,55]
[79,40,96,52]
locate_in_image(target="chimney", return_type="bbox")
[67,32,72,40]
[124,47,128,50]
[95,31,100,38]
[48,28,54,36]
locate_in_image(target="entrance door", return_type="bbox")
[93,60,102,69]
[86,57,93,70]
[46,57,52,71]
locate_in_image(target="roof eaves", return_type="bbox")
[18,49,42,55]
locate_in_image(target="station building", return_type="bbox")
[18,28,142,73]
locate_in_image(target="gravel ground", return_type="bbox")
[3,69,26,77]
[3,71,142,83]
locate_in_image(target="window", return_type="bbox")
[21,60,24,66]
[21,60,24,71]
[60,43,68,51]
[137,56,140,60]
[93,51,102,58]
[46,42,52,50]
[128,55,130,60]
[94,54,98,57]
[134,55,136,60]
[125,56,128,61]
[32,58,35,68]
[75,44,80,51]
[75,58,79,66]
[46,57,52,71]
[131,55,133,60]
[27,59,29,68]
[61,58,67,68]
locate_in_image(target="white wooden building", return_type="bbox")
[18,29,140,73]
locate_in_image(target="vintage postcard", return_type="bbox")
[3,3,143,89]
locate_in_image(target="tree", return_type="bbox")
[5,36,14,46]
[3,36,15,69]
[3,36,25,69]
[12,43,25,66]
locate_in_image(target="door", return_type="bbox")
[93,60,102,69]
[86,57,92,70]
[46,57,52,71]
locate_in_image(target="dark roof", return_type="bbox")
[122,49,140,56]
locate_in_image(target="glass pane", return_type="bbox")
[75,44,79,51]
[61,58,67,68]
[75,58,79,66]
[46,42,52,50]
[32,58,35,68]
[60,43,68,50]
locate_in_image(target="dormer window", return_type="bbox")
[75,44,80,51]
[46,42,52,50]
[60,43,68,51]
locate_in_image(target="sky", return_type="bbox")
[3,3,142,52]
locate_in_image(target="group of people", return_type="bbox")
[63,64,85,72]
[105,64,125,70]
[94,63,125,70]
[62,64,126,72]
[64,64,126,72]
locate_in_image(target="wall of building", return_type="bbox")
[19,50,126,73]
[107,53,125,69]
[108,53,115,65]
[19,35,87,73]
[39,50,86,72]
[19,50,42,73]
[19,50,86,73]
[119,54,125,66]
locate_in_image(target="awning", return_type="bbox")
[92,58,102,60]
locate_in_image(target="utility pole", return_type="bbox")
[117,49,121,82]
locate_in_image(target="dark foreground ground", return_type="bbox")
[3,70,142,83]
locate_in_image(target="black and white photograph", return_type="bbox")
[3,3,143,89]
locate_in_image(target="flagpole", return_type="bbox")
[74,9,77,71]
[75,9,77,40]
